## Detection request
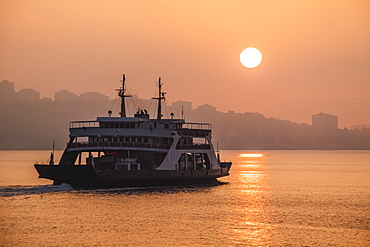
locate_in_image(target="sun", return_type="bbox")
[240,47,263,68]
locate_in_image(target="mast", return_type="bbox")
[116,74,131,117]
[152,77,166,121]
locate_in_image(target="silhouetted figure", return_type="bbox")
[49,152,54,165]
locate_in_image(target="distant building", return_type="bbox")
[350,124,370,130]
[80,92,108,101]
[243,112,265,120]
[18,88,40,102]
[195,104,217,113]
[0,80,16,101]
[55,90,79,102]
[0,80,15,93]
[312,112,338,130]
[40,97,53,103]
[191,104,218,120]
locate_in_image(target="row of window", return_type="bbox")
[99,122,184,130]
[100,123,136,129]
[87,136,174,144]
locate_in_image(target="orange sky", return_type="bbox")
[1,0,369,128]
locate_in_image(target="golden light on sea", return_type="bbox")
[239,153,264,158]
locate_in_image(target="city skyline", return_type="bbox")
[2,80,370,150]
[1,79,369,130]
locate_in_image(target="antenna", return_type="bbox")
[116,74,132,117]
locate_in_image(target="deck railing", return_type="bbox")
[67,142,211,150]
[179,130,210,136]
[67,142,172,149]
[182,123,211,130]
[69,121,211,130]
[176,144,211,150]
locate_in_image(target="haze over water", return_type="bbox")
[1,150,369,246]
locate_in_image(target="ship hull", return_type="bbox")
[34,164,230,189]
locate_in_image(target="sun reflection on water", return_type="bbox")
[239,153,264,158]
[223,151,273,246]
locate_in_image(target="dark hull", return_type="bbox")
[34,164,230,189]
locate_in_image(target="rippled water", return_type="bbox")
[1,150,369,246]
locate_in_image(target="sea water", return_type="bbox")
[0,150,369,246]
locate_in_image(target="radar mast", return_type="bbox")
[152,77,166,121]
[116,74,132,117]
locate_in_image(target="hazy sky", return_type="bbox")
[1,0,369,127]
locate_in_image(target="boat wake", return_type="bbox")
[0,183,74,197]
[0,182,228,197]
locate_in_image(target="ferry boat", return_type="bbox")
[34,75,232,188]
